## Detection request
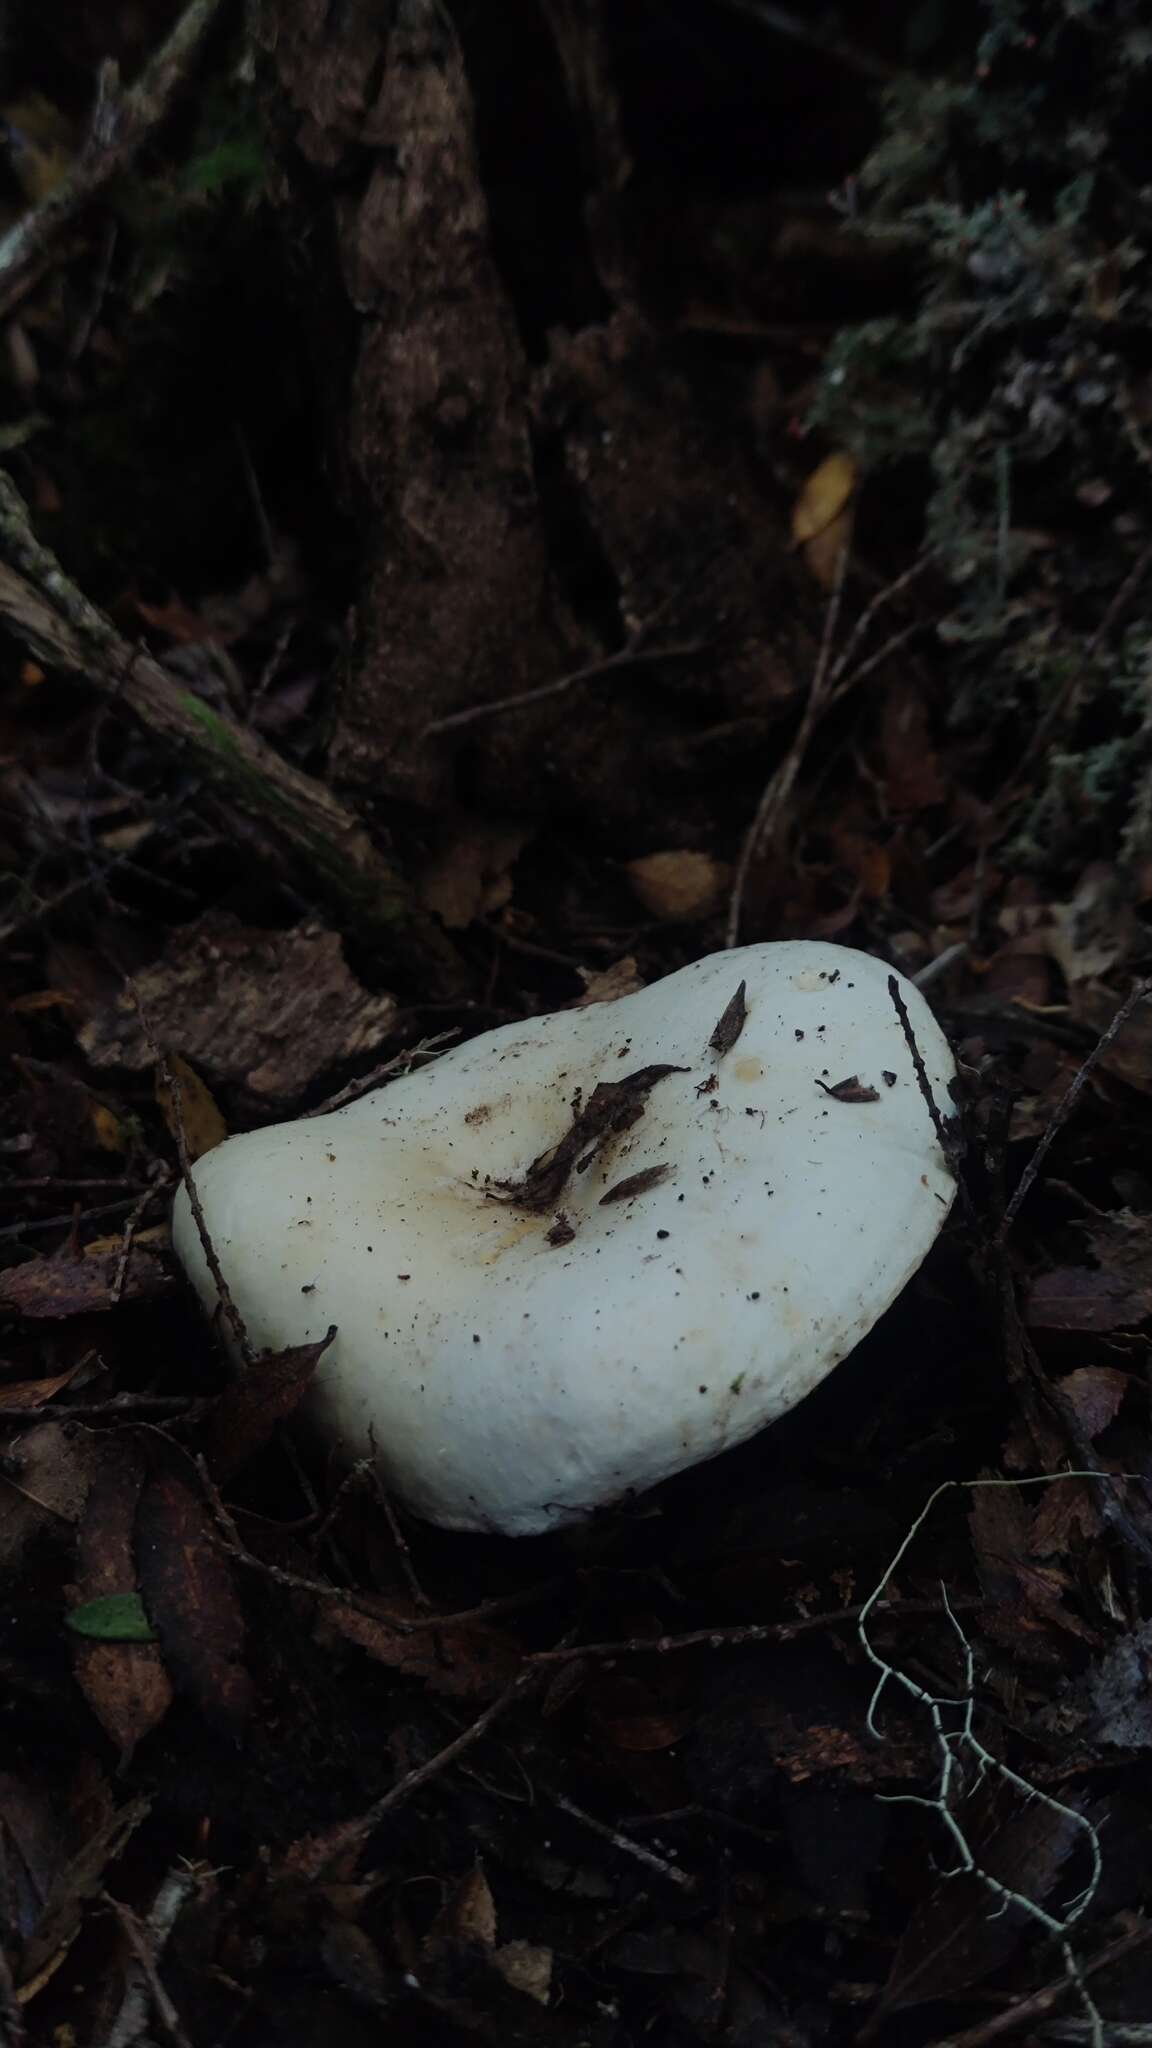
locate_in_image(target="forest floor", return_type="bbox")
[2,2,1152,2045]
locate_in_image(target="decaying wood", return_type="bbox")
[0,472,464,992]
[260,0,800,847]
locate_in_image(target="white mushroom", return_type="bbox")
[172,941,956,1536]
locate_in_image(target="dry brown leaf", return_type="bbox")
[625,850,729,922]
[427,1865,497,1952]
[156,1053,227,1163]
[573,957,644,1006]
[0,1366,80,1410]
[493,1940,553,2005]
[791,451,857,545]
[135,1464,253,1736]
[84,1224,168,1258]
[201,1330,336,1482]
[89,1102,125,1153]
[0,1422,100,1574]
[421,817,530,929]
[318,1596,521,1701]
[71,1441,173,1763]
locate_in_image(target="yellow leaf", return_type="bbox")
[802,500,856,588]
[156,1054,228,1163]
[791,451,858,547]
[90,1103,125,1153]
[84,1225,169,1258]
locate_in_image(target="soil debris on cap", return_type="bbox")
[495,1064,688,1214]
[599,1165,672,1207]
[709,981,748,1057]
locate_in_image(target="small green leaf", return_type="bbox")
[66,1593,157,1642]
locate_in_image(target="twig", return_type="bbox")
[105,1864,208,2048]
[887,973,959,1170]
[0,0,231,318]
[526,1595,982,1666]
[370,1451,431,1609]
[710,0,900,81]
[422,637,705,737]
[997,979,1152,1243]
[0,474,462,990]
[0,1194,145,1240]
[924,1918,1152,2048]
[547,1789,698,1891]
[0,1397,196,1424]
[103,1884,196,2048]
[304,1031,458,1117]
[726,545,850,946]
[110,1180,169,1307]
[291,1669,542,1881]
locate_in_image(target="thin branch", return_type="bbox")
[0,0,232,318]
[547,1789,698,1891]
[726,545,850,946]
[927,1918,1152,2048]
[887,973,960,1171]
[422,637,705,737]
[998,978,1152,1243]
[526,1595,982,1667]
[285,1669,542,1882]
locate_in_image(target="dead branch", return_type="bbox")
[0,0,232,319]
[0,473,464,991]
[998,978,1152,1243]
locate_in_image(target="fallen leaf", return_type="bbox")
[0,1366,80,1409]
[573,957,644,1006]
[0,1424,98,1576]
[1046,865,1138,987]
[1058,1364,1131,1436]
[625,850,729,922]
[318,1596,521,1701]
[156,1054,228,1163]
[71,1442,173,1761]
[201,1329,336,1482]
[878,1780,1082,2018]
[18,1795,150,1994]
[803,500,856,588]
[421,817,530,929]
[1027,1214,1152,1334]
[493,1940,552,2005]
[791,451,857,546]
[66,1594,157,1642]
[427,1865,497,1953]
[1070,981,1152,1094]
[135,1464,253,1736]
[89,1103,125,1153]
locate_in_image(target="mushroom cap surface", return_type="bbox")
[172,941,956,1535]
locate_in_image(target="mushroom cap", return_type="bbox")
[172,942,956,1535]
